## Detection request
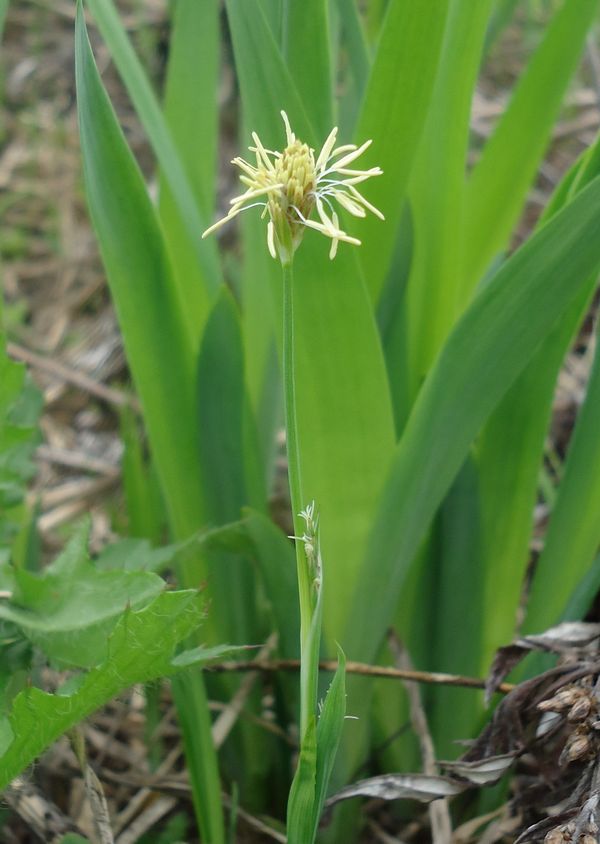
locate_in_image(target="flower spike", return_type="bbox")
[202,111,384,263]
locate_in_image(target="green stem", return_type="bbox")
[282,259,315,738]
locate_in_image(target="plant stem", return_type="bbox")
[282,259,314,737]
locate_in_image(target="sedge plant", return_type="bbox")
[4,0,600,841]
[203,108,385,840]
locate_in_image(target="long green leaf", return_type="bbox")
[334,0,370,99]
[431,454,485,756]
[463,0,600,289]
[225,0,316,149]
[354,0,450,301]
[345,173,600,665]
[524,324,600,633]
[158,0,220,339]
[84,0,219,343]
[161,0,218,221]
[75,12,224,842]
[313,649,346,838]
[75,6,203,540]
[197,288,261,647]
[284,0,332,138]
[406,0,494,394]
[476,131,600,663]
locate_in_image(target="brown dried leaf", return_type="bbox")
[485,623,600,702]
[441,753,516,786]
[485,645,527,703]
[324,773,467,808]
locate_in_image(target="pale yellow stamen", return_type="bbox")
[323,139,373,173]
[315,126,338,171]
[281,110,295,146]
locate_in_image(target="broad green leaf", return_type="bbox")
[355,0,450,301]
[84,0,219,343]
[463,0,600,290]
[0,524,164,667]
[284,0,332,138]
[75,5,206,541]
[344,174,600,666]
[524,325,600,633]
[0,590,207,788]
[406,0,494,392]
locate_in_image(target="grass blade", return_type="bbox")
[524,325,600,633]
[161,0,219,221]
[345,173,600,665]
[355,0,450,301]
[406,0,494,392]
[158,0,220,338]
[475,132,600,662]
[333,0,370,99]
[463,0,600,289]
[284,0,332,137]
[75,4,203,539]
[224,0,316,149]
[85,0,220,341]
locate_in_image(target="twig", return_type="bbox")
[7,341,139,411]
[115,796,177,844]
[70,727,114,844]
[207,658,515,694]
[36,474,119,510]
[3,777,83,843]
[212,632,278,749]
[36,444,120,477]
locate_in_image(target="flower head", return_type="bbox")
[203,111,384,263]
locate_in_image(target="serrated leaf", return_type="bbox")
[0,524,164,667]
[0,590,205,787]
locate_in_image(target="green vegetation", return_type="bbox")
[2,0,600,840]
